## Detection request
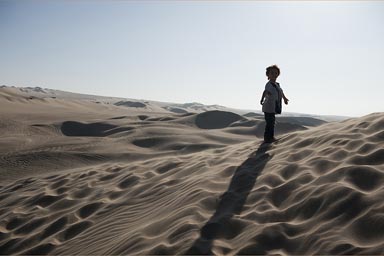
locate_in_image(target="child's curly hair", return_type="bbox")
[266,65,280,76]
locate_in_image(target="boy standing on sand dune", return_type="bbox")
[260,65,289,143]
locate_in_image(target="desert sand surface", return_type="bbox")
[0,86,383,255]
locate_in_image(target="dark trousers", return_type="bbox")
[264,112,275,141]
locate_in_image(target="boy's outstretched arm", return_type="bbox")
[282,92,289,105]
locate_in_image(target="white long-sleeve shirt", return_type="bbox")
[262,81,283,113]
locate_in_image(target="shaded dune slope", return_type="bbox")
[61,121,134,137]
[195,110,246,129]
[0,109,383,255]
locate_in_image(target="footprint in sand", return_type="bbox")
[40,216,68,239]
[5,216,29,230]
[117,176,139,189]
[12,217,47,235]
[77,202,104,219]
[107,190,126,200]
[57,221,93,241]
[49,179,69,190]
[98,173,119,182]
[55,186,70,195]
[22,243,56,255]
[70,187,93,199]
[30,194,64,208]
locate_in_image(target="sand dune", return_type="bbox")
[115,101,147,108]
[0,87,383,255]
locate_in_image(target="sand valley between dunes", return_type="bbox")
[0,86,383,255]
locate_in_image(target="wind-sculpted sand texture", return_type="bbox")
[0,87,383,255]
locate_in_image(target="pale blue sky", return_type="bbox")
[1,1,383,116]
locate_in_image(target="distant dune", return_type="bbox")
[114,101,147,108]
[0,86,383,255]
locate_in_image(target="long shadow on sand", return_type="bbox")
[186,142,272,255]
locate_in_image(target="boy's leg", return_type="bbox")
[264,113,275,142]
[270,113,276,139]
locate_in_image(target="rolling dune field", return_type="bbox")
[0,87,383,255]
